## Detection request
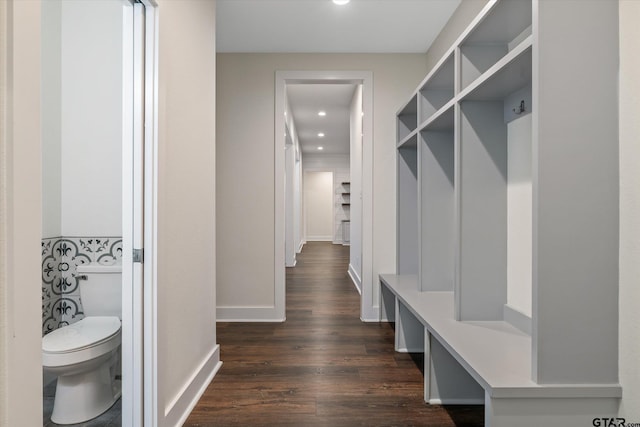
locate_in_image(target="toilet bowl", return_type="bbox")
[42,262,123,425]
[43,316,122,425]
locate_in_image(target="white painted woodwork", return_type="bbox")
[385,0,621,424]
[394,299,423,353]
[396,147,418,276]
[506,114,532,317]
[419,53,454,124]
[425,331,484,405]
[348,85,363,280]
[532,0,619,385]
[380,274,621,399]
[618,0,640,419]
[458,100,507,321]
[419,129,454,292]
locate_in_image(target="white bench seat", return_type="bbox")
[379,274,621,403]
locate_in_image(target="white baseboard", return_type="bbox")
[306,236,332,241]
[396,346,424,353]
[428,398,485,405]
[297,241,305,253]
[348,263,362,295]
[503,304,532,335]
[164,345,222,427]
[217,306,285,322]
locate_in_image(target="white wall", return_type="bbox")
[284,94,302,265]
[2,1,220,426]
[506,114,532,318]
[618,0,640,419]
[303,171,334,241]
[349,85,363,288]
[155,1,220,425]
[302,153,350,171]
[302,153,350,244]
[0,1,43,425]
[41,0,123,238]
[41,0,62,239]
[217,53,427,317]
[59,0,122,237]
[294,151,303,253]
[285,138,296,265]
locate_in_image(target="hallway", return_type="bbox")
[185,242,483,426]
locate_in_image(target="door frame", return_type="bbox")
[275,71,376,321]
[0,1,159,425]
[122,0,159,426]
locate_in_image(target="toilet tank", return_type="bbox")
[76,262,122,318]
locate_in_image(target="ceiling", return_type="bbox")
[287,84,357,154]
[217,0,462,155]
[216,0,461,53]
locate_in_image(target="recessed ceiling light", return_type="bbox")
[318,111,327,116]
[318,132,325,137]
[318,146,324,150]
[333,0,350,5]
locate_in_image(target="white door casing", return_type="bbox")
[275,71,376,322]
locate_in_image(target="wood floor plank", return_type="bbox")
[185,242,483,426]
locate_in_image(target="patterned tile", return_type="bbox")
[56,295,84,326]
[98,238,123,264]
[42,236,121,335]
[42,297,62,335]
[76,237,123,264]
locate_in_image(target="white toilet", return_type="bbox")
[42,262,122,425]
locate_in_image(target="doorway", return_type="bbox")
[40,1,153,425]
[275,71,375,321]
[303,171,334,242]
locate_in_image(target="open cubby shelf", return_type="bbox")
[397,95,418,142]
[387,1,621,425]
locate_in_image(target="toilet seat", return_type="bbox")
[43,317,121,368]
[43,316,120,354]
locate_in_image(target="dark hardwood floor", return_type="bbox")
[185,242,483,426]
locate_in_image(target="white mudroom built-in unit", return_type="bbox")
[381,0,621,426]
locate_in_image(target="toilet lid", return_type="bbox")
[42,316,121,353]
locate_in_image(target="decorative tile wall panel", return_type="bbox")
[41,237,122,335]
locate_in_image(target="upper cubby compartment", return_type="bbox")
[459,0,532,92]
[460,42,532,103]
[397,94,418,143]
[419,52,455,125]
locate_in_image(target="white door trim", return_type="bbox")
[120,1,137,425]
[122,1,152,425]
[138,1,159,425]
[274,71,375,322]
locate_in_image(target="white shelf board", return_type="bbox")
[396,94,418,117]
[415,48,456,96]
[397,129,418,149]
[461,0,532,46]
[420,53,454,91]
[419,101,455,132]
[459,36,532,101]
[379,274,622,399]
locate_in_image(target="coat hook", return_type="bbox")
[513,100,526,115]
